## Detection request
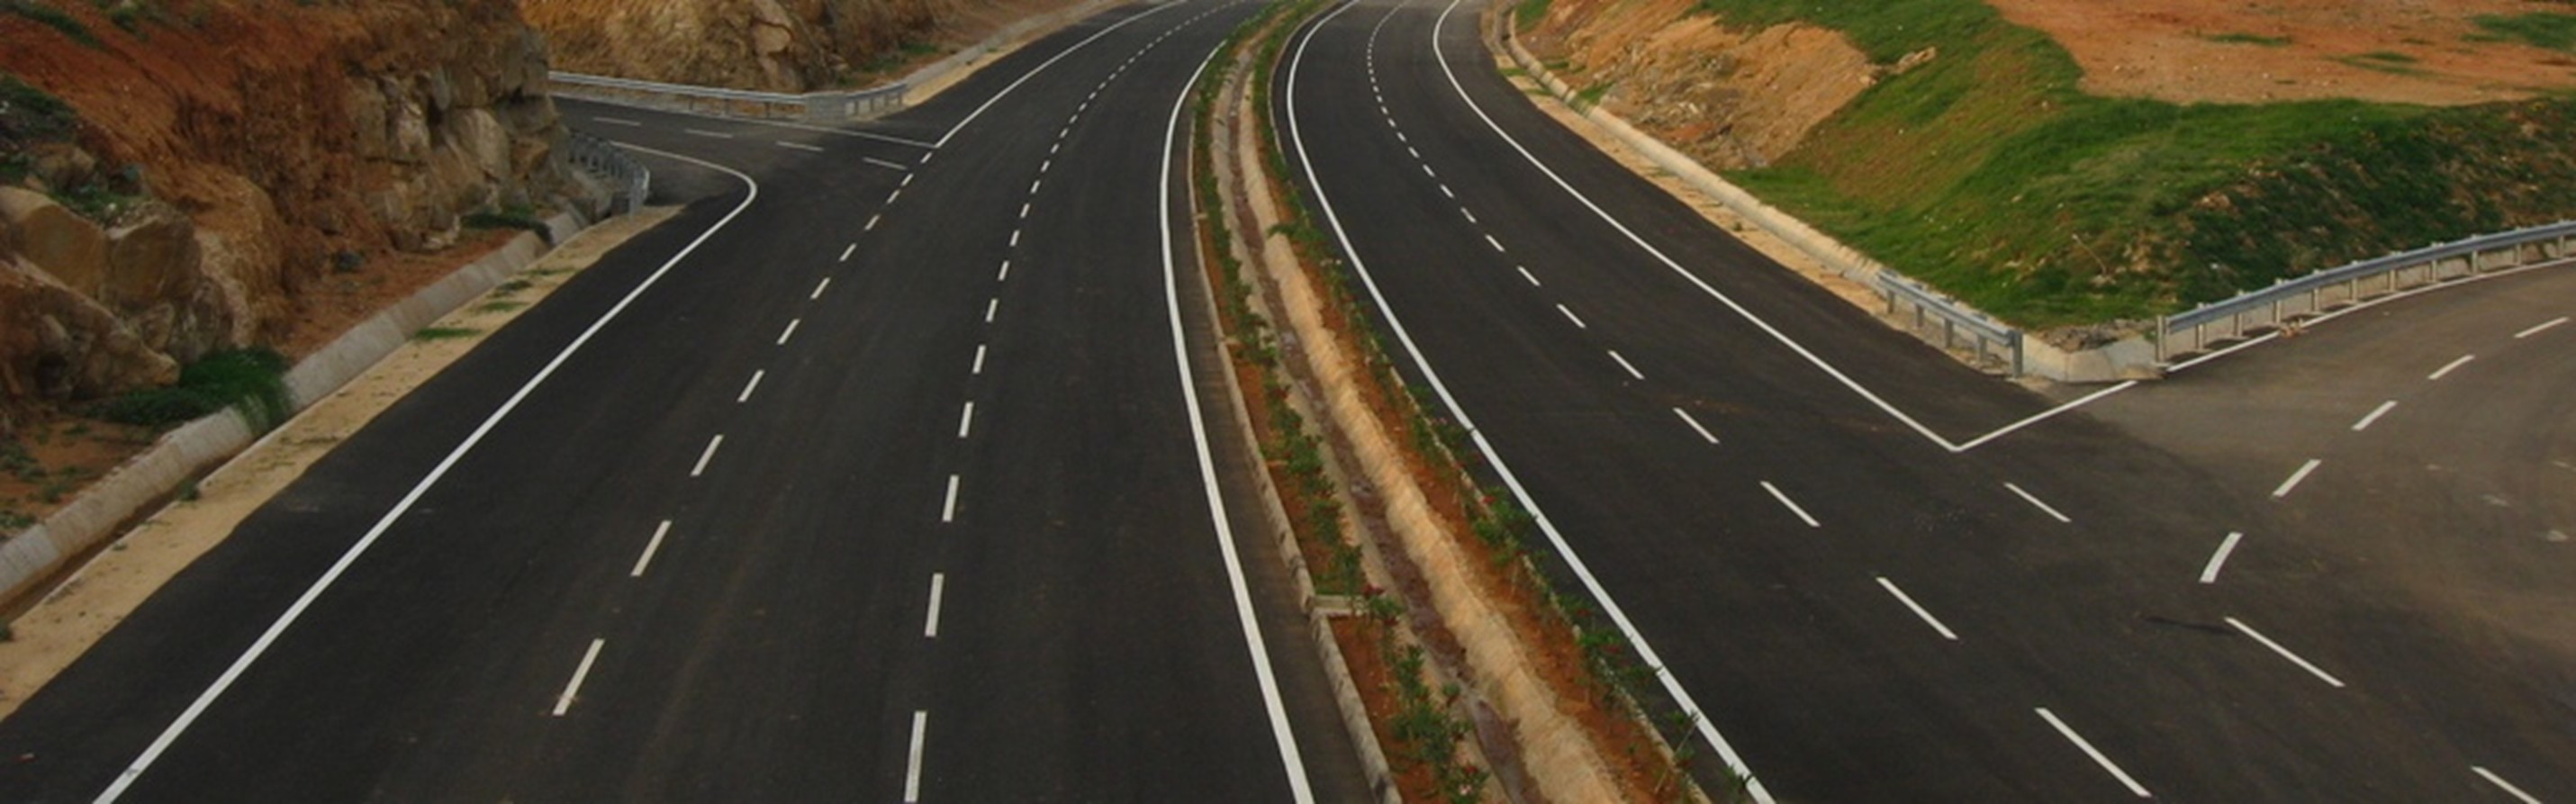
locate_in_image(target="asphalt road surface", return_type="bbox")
[1279,0,2576,800]
[0,2,1372,800]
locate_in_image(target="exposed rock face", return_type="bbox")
[524,0,948,92]
[0,0,592,424]
[1522,0,1878,170]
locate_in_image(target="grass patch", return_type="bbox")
[1514,0,1550,32]
[2205,32,2291,47]
[88,348,292,431]
[1573,79,1614,109]
[462,204,547,233]
[475,300,527,313]
[5,0,100,47]
[2336,52,2425,76]
[2474,12,2576,52]
[411,326,482,341]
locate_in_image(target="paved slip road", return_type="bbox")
[1280,0,2576,800]
[0,2,1372,800]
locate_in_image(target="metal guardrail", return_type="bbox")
[565,130,650,215]
[1875,273,2023,374]
[547,71,908,124]
[2158,221,2576,361]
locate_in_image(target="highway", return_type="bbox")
[0,2,1371,800]
[1279,0,2576,800]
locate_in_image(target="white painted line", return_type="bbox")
[2430,354,2475,380]
[1161,36,1317,801]
[736,370,764,403]
[1422,163,1437,179]
[2472,766,2543,804]
[2037,708,2152,798]
[864,215,881,232]
[1019,202,1032,220]
[840,242,858,262]
[2199,531,2244,584]
[2350,400,2397,431]
[776,140,824,152]
[972,345,987,375]
[1516,266,1540,286]
[85,144,758,803]
[1460,207,1478,225]
[591,116,643,126]
[691,435,724,477]
[630,520,671,578]
[1030,179,1043,194]
[919,152,933,165]
[888,189,902,204]
[1050,141,1062,155]
[776,319,800,346]
[1439,184,1455,199]
[1672,408,1717,444]
[923,574,946,637]
[956,401,975,438]
[1484,233,1505,253]
[2272,458,2321,499]
[812,276,832,299]
[550,638,606,717]
[898,170,915,185]
[1951,380,2138,453]
[1009,229,1021,248]
[984,298,999,323]
[941,474,961,522]
[903,710,929,802]
[1760,481,1819,528]
[2514,316,2567,339]
[1607,350,1644,380]
[2003,482,2072,523]
[1876,576,1959,640]
[1041,158,1052,173]
[930,0,1180,149]
[1406,146,1422,159]
[682,128,733,139]
[2227,617,2347,688]
[1556,303,1586,329]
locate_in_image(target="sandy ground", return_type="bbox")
[0,208,676,718]
[1985,0,2576,105]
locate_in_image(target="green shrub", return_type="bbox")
[5,1,101,47]
[89,348,292,430]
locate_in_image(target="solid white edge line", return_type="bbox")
[630,520,672,578]
[1556,303,1586,329]
[1608,349,1644,380]
[2036,707,2152,798]
[2472,766,2544,804]
[2199,531,2243,584]
[941,474,961,523]
[1289,8,1767,797]
[1165,30,1315,802]
[1425,0,1958,456]
[2513,315,2567,339]
[2226,616,2348,688]
[1673,408,1718,444]
[2430,354,2475,380]
[924,574,946,638]
[549,638,607,717]
[972,345,988,375]
[2350,400,2397,431]
[737,370,764,403]
[903,710,929,802]
[2002,482,2073,523]
[1875,576,1959,640]
[690,434,725,477]
[933,0,1184,149]
[1759,481,1818,528]
[957,401,975,438]
[92,143,757,802]
[776,318,801,346]
[2272,458,2321,499]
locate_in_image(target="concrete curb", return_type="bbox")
[0,211,589,608]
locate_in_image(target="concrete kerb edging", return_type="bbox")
[0,211,591,608]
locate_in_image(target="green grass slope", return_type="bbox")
[1704,0,2576,328]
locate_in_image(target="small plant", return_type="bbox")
[2204,32,2291,47]
[475,300,528,313]
[2472,12,2576,52]
[463,203,547,233]
[4,0,102,48]
[412,326,481,341]
[89,348,293,430]
[176,477,199,501]
[0,507,34,531]
[1574,80,1615,110]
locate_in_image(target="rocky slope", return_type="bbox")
[0,0,592,431]
[524,0,947,92]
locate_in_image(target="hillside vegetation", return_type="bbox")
[1679,0,2576,329]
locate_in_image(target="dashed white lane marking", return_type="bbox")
[888,189,903,204]
[776,319,801,346]
[865,215,881,232]
[549,638,606,717]
[972,345,988,375]
[956,401,976,438]
[923,574,946,637]
[1040,158,1052,173]
[1051,141,1062,155]
[737,370,764,403]
[682,129,733,139]
[1607,350,1645,381]
[1439,185,1455,199]
[998,259,1013,281]
[841,242,859,262]
[1483,233,1505,253]
[1009,229,1022,247]
[918,151,933,165]
[2513,316,2567,339]
[2350,400,2397,431]
[2037,708,2152,798]
[2472,766,2543,804]
[903,710,929,802]
[1672,408,1718,444]
[630,520,672,577]
[1395,130,1407,143]
[1876,576,1959,640]
[2429,354,2475,380]
[2227,617,2347,688]
[942,474,962,523]
[1761,481,1819,528]
[984,298,999,323]
[2272,458,2321,499]
[2003,482,2072,523]
[1422,164,1437,179]
[1460,208,1478,225]
[899,171,915,186]
[862,156,908,171]
[2199,531,2244,584]
[591,116,642,127]
[1030,179,1044,194]
[690,435,724,477]
[1555,303,1586,329]
[1516,266,1540,286]
[1020,202,1033,220]
[1406,146,1422,159]
[812,277,831,299]
[776,140,825,152]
